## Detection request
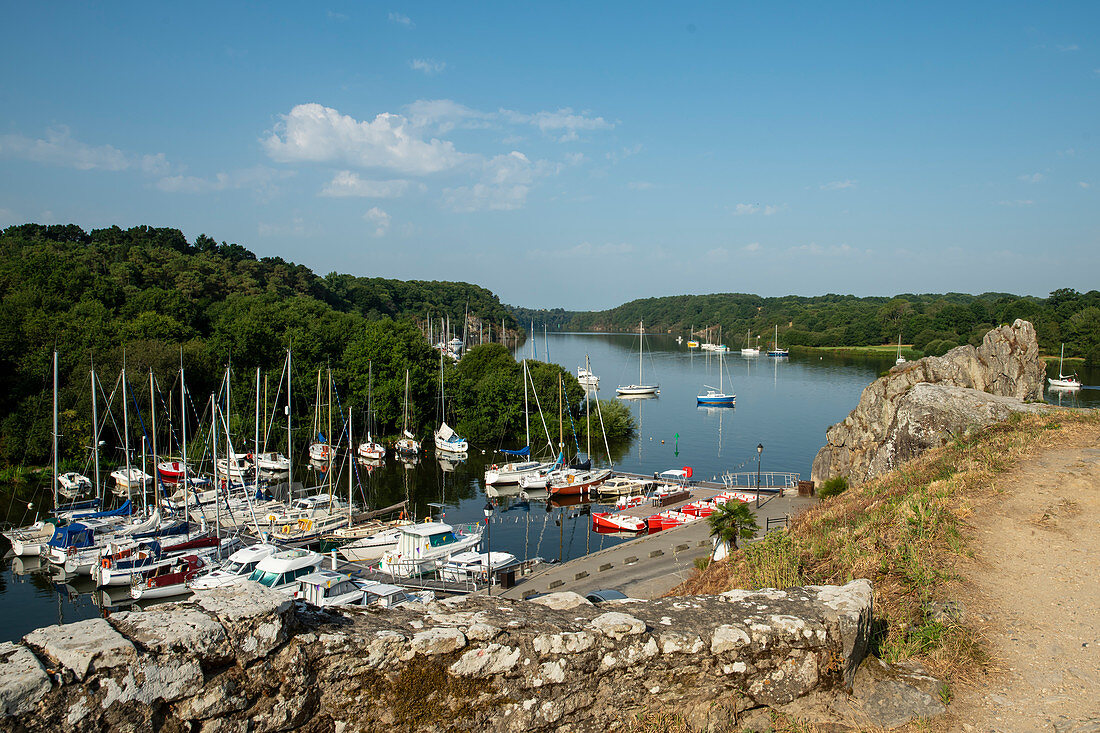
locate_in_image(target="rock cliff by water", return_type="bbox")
[812,319,1050,487]
[0,581,876,732]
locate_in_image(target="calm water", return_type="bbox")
[2,333,1096,641]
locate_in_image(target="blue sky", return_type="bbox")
[1,2,1097,309]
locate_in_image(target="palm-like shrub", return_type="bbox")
[707,500,759,552]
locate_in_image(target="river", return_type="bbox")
[2,332,1095,641]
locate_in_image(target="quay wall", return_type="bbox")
[0,580,875,731]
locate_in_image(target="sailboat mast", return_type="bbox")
[638,321,643,384]
[286,349,292,490]
[91,361,100,502]
[254,367,261,490]
[150,368,158,510]
[347,407,353,527]
[327,366,333,491]
[585,354,591,458]
[181,352,188,539]
[523,359,530,449]
[558,373,563,459]
[211,399,219,543]
[52,350,58,509]
[122,361,130,505]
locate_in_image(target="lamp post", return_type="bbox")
[756,443,764,508]
[483,500,494,595]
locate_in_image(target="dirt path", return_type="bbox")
[949,424,1100,732]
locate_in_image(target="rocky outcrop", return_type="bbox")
[812,320,1051,486]
[1,580,877,732]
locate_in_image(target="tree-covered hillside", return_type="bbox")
[520,290,1100,363]
[0,224,525,467]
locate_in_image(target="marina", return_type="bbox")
[2,333,1097,643]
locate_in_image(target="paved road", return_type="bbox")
[498,492,813,600]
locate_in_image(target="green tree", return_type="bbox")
[708,501,760,553]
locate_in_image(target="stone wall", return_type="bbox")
[0,580,874,732]
[812,319,1051,487]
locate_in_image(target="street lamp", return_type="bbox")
[483,500,494,595]
[756,443,764,508]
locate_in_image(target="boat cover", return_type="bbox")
[75,499,131,519]
[436,422,456,441]
[569,458,592,470]
[500,446,530,457]
[48,522,95,549]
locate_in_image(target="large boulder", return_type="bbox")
[812,320,1050,486]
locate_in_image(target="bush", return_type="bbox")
[1086,346,1100,369]
[818,475,849,499]
[923,339,959,357]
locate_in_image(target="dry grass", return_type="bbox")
[667,410,1100,684]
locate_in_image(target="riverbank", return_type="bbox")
[670,409,1100,730]
[792,343,1088,367]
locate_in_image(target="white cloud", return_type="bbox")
[820,179,857,191]
[320,171,415,198]
[566,241,635,257]
[606,144,643,163]
[997,199,1034,207]
[327,10,348,21]
[743,242,761,253]
[788,242,854,256]
[263,103,471,175]
[705,247,729,260]
[0,126,169,175]
[157,166,293,194]
[732,203,783,216]
[1058,44,1080,52]
[502,107,613,142]
[1079,181,1091,189]
[628,181,654,190]
[364,207,391,237]
[388,12,412,26]
[410,58,446,75]
[1018,172,1044,183]
[443,151,558,212]
[257,217,311,237]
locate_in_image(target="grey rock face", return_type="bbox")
[1,580,880,732]
[812,320,1050,486]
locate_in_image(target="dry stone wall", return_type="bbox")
[0,580,874,732]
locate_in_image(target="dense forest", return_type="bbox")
[4,221,1095,473]
[0,224,581,470]
[523,290,1100,364]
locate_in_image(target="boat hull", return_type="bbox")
[1048,377,1081,389]
[546,468,612,496]
[615,385,659,396]
[696,394,736,405]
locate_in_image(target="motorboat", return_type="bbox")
[188,543,278,590]
[577,366,599,387]
[294,570,369,607]
[680,500,718,518]
[215,454,253,483]
[58,472,93,499]
[439,551,518,583]
[359,581,434,608]
[614,494,647,511]
[645,510,698,532]
[591,512,647,532]
[254,452,291,476]
[379,521,483,577]
[484,459,550,486]
[110,467,151,491]
[156,460,189,484]
[130,555,205,600]
[338,523,413,562]
[596,476,652,497]
[246,548,325,595]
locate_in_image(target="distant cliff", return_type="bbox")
[1,581,877,732]
[812,319,1051,487]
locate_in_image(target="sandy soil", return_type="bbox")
[949,424,1100,732]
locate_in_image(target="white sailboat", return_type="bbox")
[767,325,788,357]
[697,348,736,405]
[394,370,421,456]
[1048,344,1082,389]
[740,328,759,356]
[434,351,468,453]
[616,321,659,396]
[357,362,386,460]
[895,334,906,365]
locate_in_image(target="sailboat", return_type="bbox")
[357,362,386,460]
[1048,344,1082,389]
[616,321,660,396]
[766,325,788,357]
[895,334,906,365]
[740,328,760,356]
[434,351,469,453]
[697,348,736,405]
[485,360,555,486]
[394,370,421,456]
[687,324,700,349]
[547,366,613,496]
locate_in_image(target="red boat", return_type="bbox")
[614,495,647,511]
[645,510,697,532]
[131,555,205,600]
[681,500,717,518]
[157,461,189,483]
[592,512,647,533]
